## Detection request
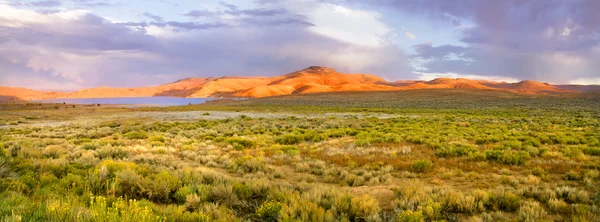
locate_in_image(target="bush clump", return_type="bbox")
[411,160,433,173]
[275,133,304,145]
[517,201,548,222]
[231,156,266,173]
[484,150,530,165]
[583,147,600,156]
[124,131,148,140]
[256,201,283,221]
[226,138,256,149]
[397,210,424,222]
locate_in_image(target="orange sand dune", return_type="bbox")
[154,78,213,97]
[419,78,491,89]
[189,77,272,97]
[67,87,158,98]
[233,66,396,97]
[1,66,592,101]
[0,87,71,101]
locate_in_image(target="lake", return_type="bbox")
[32,97,214,107]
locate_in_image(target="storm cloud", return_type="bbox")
[351,0,600,83]
[0,1,408,90]
[1,0,597,90]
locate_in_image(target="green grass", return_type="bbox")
[0,89,599,221]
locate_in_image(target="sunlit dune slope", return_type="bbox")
[0,87,71,101]
[0,66,589,100]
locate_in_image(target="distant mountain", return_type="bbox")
[404,78,491,90]
[555,85,600,92]
[1,66,598,101]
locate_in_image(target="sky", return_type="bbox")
[0,0,599,90]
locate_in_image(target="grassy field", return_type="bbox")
[1,89,600,221]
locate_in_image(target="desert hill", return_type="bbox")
[479,80,568,94]
[235,66,396,97]
[0,87,71,101]
[1,66,596,101]
[402,78,492,90]
[556,85,600,92]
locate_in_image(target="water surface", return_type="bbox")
[33,97,212,107]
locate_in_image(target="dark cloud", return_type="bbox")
[183,3,288,18]
[0,3,409,89]
[412,44,465,60]
[218,1,238,11]
[181,2,310,28]
[0,14,159,51]
[355,0,600,51]
[35,9,62,14]
[71,0,115,8]
[237,8,286,16]
[350,0,600,82]
[29,0,61,7]
[241,17,314,27]
[9,0,61,7]
[118,21,148,27]
[165,21,228,30]
[183,10,220,18]
[142,12,163,22]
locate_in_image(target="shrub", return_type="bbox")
[280,146,300,156]
[232,144,244,150]
[116,168,140,198]
[231,156,266,173]
[175,186,197,204]
[89,196,162,222]
[302,131,326,143]
[124,131,148,140]
[0,142,6,158]
[256,201,283,222]
[172,211,210,222]
[562,146,584,158]
[531,167,546,177]
[564,170,582,181]
[138,171,181,203]
[184,194,202,212]
[484,150,529,165]
[278,199,332,222]
[517,201,548,222]
[488,190,520,212]
[350,195,381,221]
[397,210,424,222]
[209,184,238,207]
[226,138,256,149]
[80,143,100,150]
[555,186,589,204]
[42,145,66,158]
[435,143,478,158]
[583,147,600,156]
[411,160,433,173]
[148,135,165,143]
[548,198,570,213]
[97,146,129,160]
[275,134,304,145]
[468,152,486,161]
[232,183,252,200]
[592,191,600,206]
[325,129,346,138]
